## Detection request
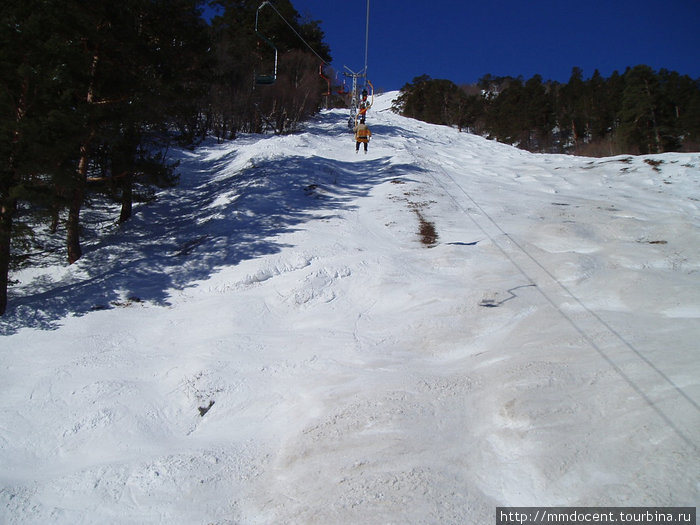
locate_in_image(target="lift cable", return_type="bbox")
[363,0,370,79]
[257,1,328,66]
[344,0,372,128]
[416,150,699,452]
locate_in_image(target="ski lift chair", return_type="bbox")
[255,2,278,85]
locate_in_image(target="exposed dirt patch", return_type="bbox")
[413,210,438,247]
[644,158,664,172]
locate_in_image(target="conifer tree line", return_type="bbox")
[393,66,700,156]
[0,0,332,315]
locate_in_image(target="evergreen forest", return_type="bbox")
[393,67,700,157]
[1,0,335,315]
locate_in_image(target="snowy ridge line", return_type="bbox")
[415,152,699,452]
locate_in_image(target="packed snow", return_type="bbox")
[1,92,699,524]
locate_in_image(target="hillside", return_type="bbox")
[1,93,699,524]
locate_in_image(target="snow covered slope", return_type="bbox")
[1,92,699,524]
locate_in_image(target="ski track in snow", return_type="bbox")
[1,93,699,524]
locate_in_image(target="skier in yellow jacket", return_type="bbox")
[354,117,372,154]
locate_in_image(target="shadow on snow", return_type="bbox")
[2,115,423,334]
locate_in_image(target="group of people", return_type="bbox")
[353,88,372,153]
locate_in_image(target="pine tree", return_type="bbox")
[587,69,609,141]
[619,65,664,154]
[681,81,700,148]
[657,69,699,151]
[208,0,330,136]
[0,0,86,313]
[559,67,588,149]
[392,75,468,128]
[57,0,210,261]
[487,76,528,146]
[523,74,553,151]
[0,0,211,313]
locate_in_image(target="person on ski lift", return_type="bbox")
[354,117,371,153]
[358,88,371,119]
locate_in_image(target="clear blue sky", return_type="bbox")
[288,0,700,91]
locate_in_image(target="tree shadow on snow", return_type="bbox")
[1,131,424,334]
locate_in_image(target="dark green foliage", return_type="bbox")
[619,65,664,153]
[207,0,331,138]
[394,66,700,156]
[0,0,333,314]
[393,76,470,128]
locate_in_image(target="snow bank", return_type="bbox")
[1,93,699,524]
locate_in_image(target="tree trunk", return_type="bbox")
[0,80,29,314]
[67,49,99,264]
[49,202,60,234]
[119,172,133,223]
[0,199,16,315]
[67,133,94,264]
[66,180,84,265]
[115,127,138,224]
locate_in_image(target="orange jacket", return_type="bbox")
[355,123,372,143]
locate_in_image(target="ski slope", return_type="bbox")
[1,92,699,524]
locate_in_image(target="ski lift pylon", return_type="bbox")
[343,0,372,129]
[337,77,348,96]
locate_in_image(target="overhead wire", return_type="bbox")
[414,151,699,452]
[258,1,328,66]
[364,0,370,79]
